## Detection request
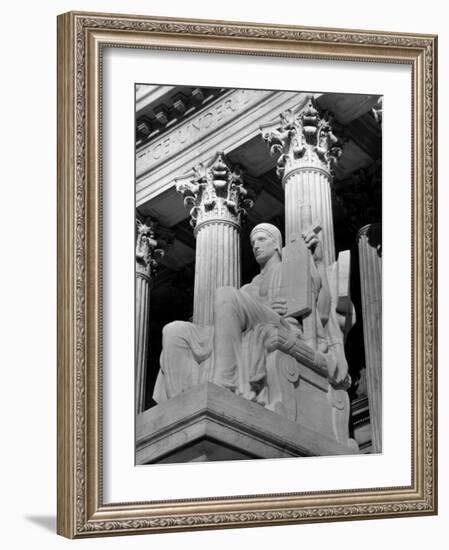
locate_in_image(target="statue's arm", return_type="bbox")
[315,260,331,326]
[303,230,331,325]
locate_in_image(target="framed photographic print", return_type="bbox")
[57,11,437,538]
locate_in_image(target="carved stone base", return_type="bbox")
[136,382,358,464]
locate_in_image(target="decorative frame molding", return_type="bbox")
[57,11,437,538]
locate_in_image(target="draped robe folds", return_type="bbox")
[153,255,341,405]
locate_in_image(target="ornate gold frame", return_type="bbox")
[57,11,438,538]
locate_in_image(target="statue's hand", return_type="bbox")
[270,298,288,316]
[302,229,323,264]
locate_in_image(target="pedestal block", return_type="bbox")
[136,382,358,464]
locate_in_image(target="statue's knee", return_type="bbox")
[214,286,236,310]
[162,320,187,343]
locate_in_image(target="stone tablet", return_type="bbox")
[281,234,312,318]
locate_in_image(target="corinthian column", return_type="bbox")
[357,223,382,452]
[176,153,253,326]
[135,219,164,414]
[262,96,342,266]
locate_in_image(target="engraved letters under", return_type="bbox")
[136,89,265,176]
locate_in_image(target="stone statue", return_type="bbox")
[145,103,360,455]
[153,222,347,409]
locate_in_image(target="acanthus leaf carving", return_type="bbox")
[176,152,254,231]
[262,96,342,178]
[135,218,165,281]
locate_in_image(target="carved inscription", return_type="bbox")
[136,89,267,176]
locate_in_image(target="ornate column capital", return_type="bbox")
[176,152,254,234]
[262,96,342,180]
[135,218,165,281]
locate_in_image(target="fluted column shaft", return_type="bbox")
[193,221,240,326]
[357,223,382,452]
[136,272,151,413]
[262,97,342,353]
[284,168,335,266]
[177,153,253,327]
[262,96,341,268]
[135,220,163,414]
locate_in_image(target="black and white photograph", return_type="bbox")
[135,84,382,464]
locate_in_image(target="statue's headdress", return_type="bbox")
[250,223,283,256]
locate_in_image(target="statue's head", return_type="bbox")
[249,223,283,265]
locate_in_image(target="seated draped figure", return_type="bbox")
[153,222,350,412]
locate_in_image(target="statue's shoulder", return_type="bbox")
[250,273,262,285]
[241,273,261,294]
